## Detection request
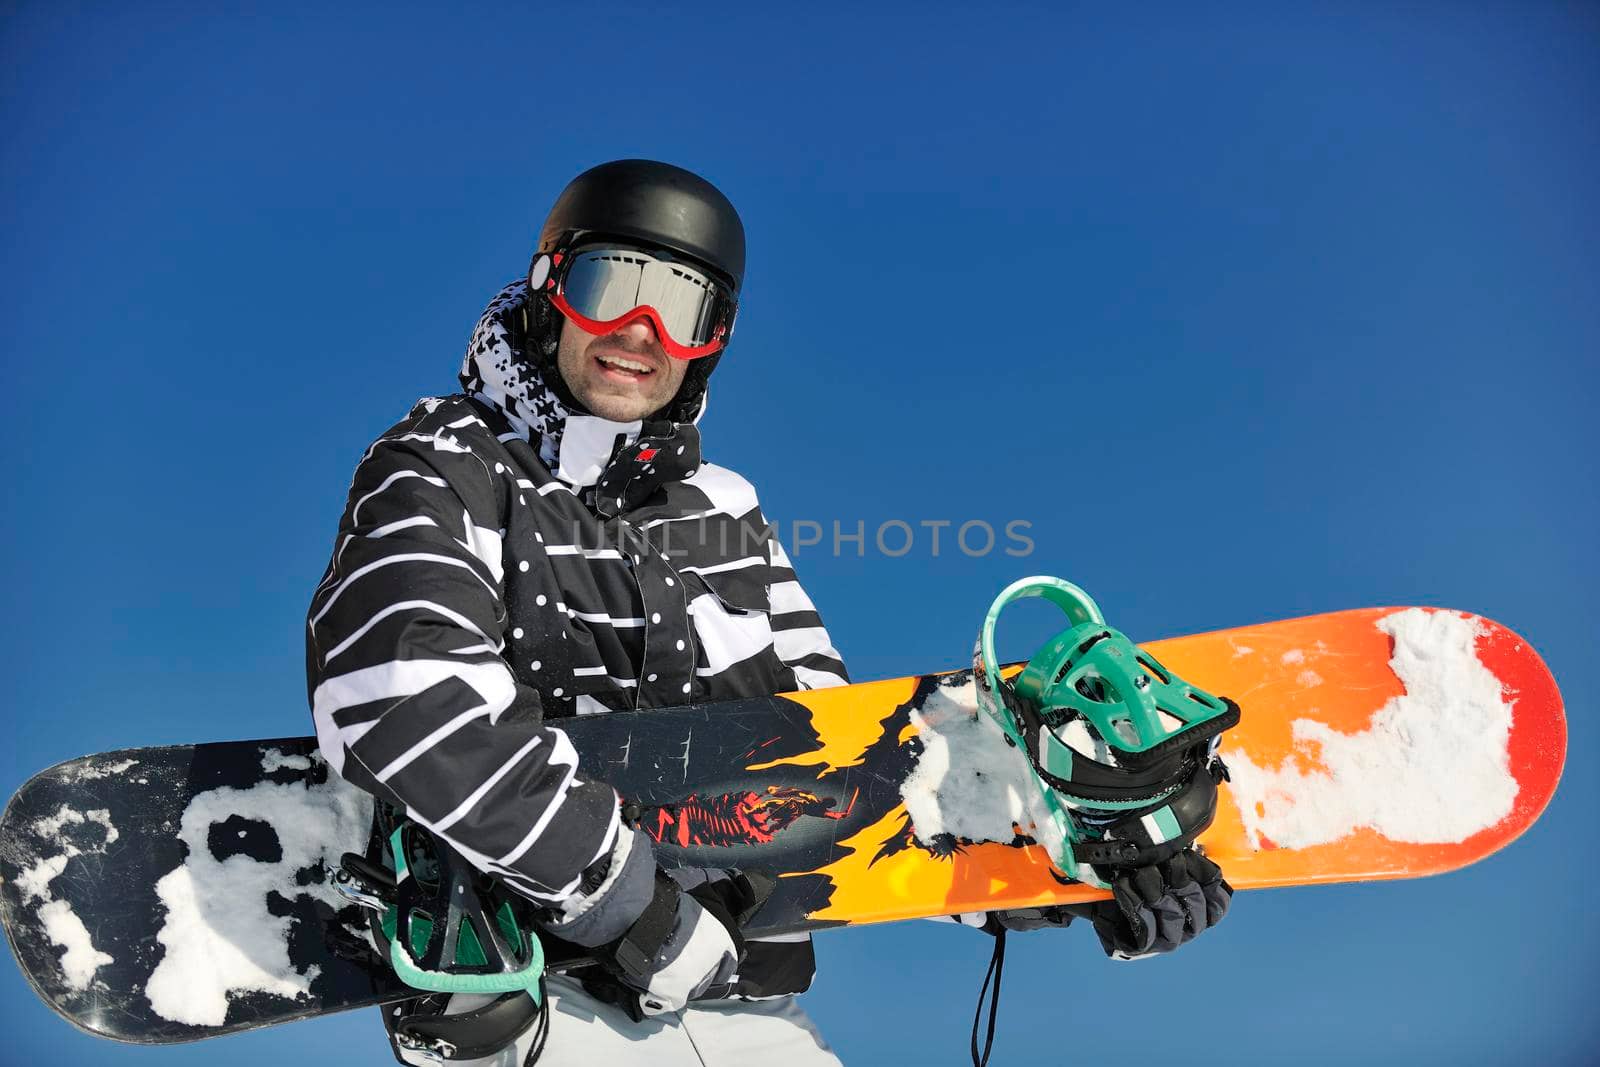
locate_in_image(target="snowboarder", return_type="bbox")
[305,159,1231,1066]
[307,158,851,1065]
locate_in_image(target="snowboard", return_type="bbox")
[1,605,1564,1045]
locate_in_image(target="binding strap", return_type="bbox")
[1068,756,1226,869]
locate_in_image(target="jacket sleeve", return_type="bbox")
[764,535,849,690]
[305,423,621,906]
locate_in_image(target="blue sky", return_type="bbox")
[2,3,1596,1064]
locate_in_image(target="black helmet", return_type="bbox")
[537,159,745,293]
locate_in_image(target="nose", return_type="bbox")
[613,314,659,345]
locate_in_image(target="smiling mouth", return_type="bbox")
[595,351,657,379]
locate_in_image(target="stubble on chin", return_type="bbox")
[585,385,657,421]
[561,361,668,422]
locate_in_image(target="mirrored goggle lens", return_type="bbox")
[560,249,731,347]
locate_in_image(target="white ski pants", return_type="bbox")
[393,975,844,1066]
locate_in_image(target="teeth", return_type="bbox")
[599,355,652,374]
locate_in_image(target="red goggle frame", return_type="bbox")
[530,246,737,360]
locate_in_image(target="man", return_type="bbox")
[307,159,1230,1067]
[307,160,848,1065]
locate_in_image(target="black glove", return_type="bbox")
[1073,849,1231,959]
[546,825,775,1020]
[665,866,775,930]
[612,867,774,1017]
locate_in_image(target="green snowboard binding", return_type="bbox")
[332,808,548,1061]
[972,576,1240,887]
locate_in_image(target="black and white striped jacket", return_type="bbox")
[305,281,847,998]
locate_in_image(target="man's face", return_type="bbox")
[555,315,691,422]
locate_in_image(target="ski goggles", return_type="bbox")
[529,244,737,360]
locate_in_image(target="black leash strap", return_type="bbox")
[970,927,1007,1067]
[522,976,550,1065]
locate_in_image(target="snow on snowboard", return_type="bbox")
[0,601,1565,1045]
